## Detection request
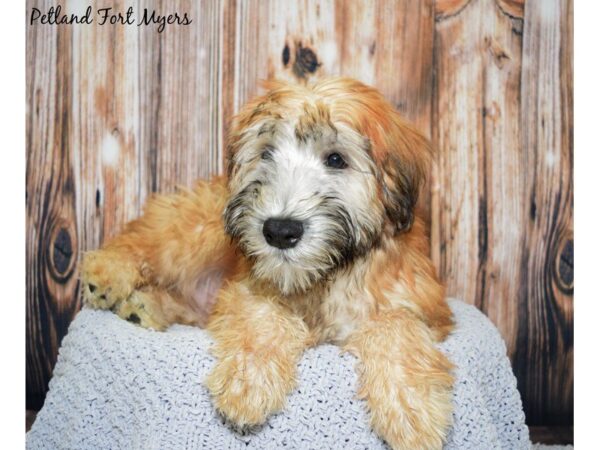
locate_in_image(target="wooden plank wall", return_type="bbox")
[26,0,573,428]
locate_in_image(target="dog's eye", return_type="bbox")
[261,145,275,160]
[325,152,347,169]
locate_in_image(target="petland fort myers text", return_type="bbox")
[30,5,192,33]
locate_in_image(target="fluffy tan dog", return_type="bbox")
[81,77,454,450]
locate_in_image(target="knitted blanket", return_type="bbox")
[27,299,529,449]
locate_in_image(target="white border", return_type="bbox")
[0,1,26,448]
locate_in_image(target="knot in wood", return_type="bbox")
[293,43,320,79]
[48,225,76,281]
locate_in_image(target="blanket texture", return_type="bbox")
[27,299,529,449]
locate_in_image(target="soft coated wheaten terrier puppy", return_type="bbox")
[82,77,454,450]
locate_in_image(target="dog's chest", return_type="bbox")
[307,269,374,344]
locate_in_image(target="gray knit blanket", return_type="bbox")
[27,299,529,449]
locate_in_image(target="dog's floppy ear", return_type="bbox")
[375,120,432,234]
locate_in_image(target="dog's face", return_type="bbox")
[224,78,432,294]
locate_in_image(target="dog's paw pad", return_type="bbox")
[115,291,168,331]
[82,282,120,310]
[126,313,141,324]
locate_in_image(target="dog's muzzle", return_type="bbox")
[263,218,304,249]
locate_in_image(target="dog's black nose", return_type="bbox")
[263,218,304,249]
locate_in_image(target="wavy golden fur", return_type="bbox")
[82,77,454,450]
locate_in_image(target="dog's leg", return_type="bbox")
[205,282,311,427]
[113,287,204,330]
[82,247,203,330]
[82,248,209,330]
[346,310,454,450]
[81,176,233,327]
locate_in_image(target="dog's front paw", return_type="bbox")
[81,250,141,310]
[366,372,453,450]
[114,290,169,330]
[205,352,291,427]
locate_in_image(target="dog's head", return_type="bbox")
[224,78,432,294]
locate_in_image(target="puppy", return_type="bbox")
[82,77,454,450]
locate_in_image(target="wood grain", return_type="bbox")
[231,0,434,130]
[25,0,573,430]
[431,0,524,365]
[432,0,573,425]
[71,0,143,250]
[136,0,224,193]
[26,0,79,410]
[513,0,573,425]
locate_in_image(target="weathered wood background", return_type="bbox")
[26,0,573,429]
